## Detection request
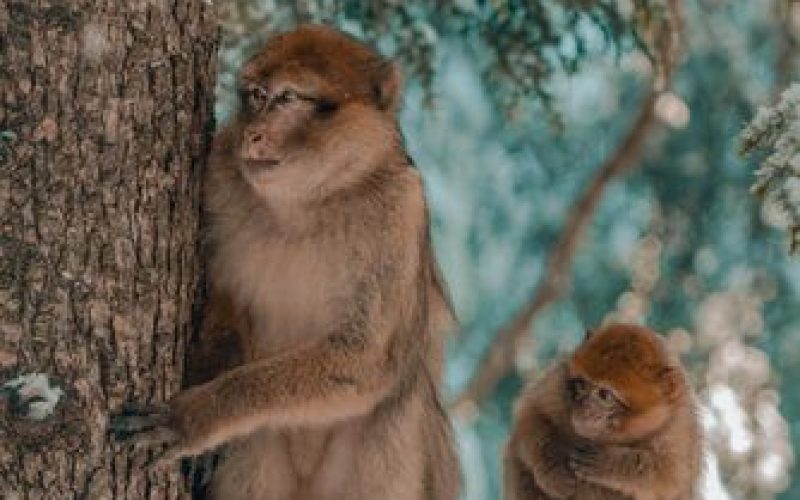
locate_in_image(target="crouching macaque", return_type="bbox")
[111,25,460,500]
[505,323,702,500]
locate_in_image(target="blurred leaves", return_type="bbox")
[741,83,800,253]
[217,0,667,118]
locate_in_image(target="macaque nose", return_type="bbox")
[242,129,274,161]
[247,131,265,145]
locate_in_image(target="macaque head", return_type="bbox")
[565,323,685,443]
[233,24,403,202]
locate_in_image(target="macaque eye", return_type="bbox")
[271,89,299,107]
[245,86,269,111]
[568,377,587,399]
[597,387,620,407]
[315,98,338,115]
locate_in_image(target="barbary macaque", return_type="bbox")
[111,25,460,500]
[505,323,702,500]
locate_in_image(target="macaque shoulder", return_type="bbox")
[397,167,427,226]
[514,362,571,421]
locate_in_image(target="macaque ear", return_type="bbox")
[373,61,403,112]
[657,367,682,402]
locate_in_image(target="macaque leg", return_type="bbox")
[517,416,577,499]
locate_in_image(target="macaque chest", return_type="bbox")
[229,236,357,356]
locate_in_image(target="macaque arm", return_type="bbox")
[184,291,245,387]
[116,260,424,461]
[570,443,663,497]
[504,452,549,500]
[175,331,400,455]
[514,413,577,499]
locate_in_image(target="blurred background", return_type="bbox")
[216,1,799,498]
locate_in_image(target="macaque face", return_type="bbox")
[237,79,333,172]
[234,25,401,202]
[566,324,681,443]
[566,370,635,442]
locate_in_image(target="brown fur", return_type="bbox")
[112,25,459,500]
[504,324,702,500]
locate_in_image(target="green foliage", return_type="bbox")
[216,0,663,119]
[741,83,800,253]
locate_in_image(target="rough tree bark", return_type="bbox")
[0,1,217,498]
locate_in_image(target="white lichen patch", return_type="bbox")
[3,373,64,421]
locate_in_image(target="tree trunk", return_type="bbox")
[0,1,217,498]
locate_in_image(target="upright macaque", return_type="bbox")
[111,25,460,500]
[505,323,702,500]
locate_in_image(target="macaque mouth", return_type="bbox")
[242,158,282,172]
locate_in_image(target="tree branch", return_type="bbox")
[775,0,799,95]
[452,0,683,410]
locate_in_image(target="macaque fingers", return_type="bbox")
[145,443,188,472]
[567,443,600,472]
[109,405,186,469]
[109,403,174,439]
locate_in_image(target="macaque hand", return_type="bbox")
[535,445,578,499]
[109,385,212,472]
[568,442,602,481]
